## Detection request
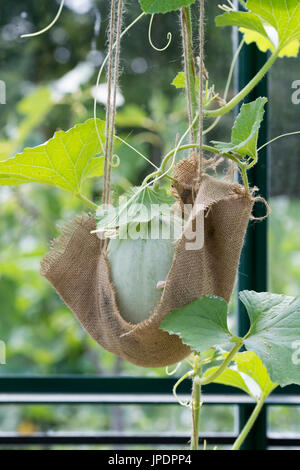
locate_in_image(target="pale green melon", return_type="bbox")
[108,229,176,325]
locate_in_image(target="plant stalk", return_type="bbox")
[191,375,202,450]
[77,193,98,210]
[160,143,250,191]
[204,51,278,118]
[199,341,242,386]
[181,6,198,142]
[232,395,266,450]
[184,6,198,122]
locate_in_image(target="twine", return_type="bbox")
[198,0,205,177]
[103,0,116,206]
[103,0,124,206]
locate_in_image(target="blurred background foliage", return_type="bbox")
[0,0,299,447]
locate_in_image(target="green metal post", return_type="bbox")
[237,5,269,451]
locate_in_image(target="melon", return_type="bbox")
[107,220,178,324]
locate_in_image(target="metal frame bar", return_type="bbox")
[0,377,299,448]
[237,2,270,450]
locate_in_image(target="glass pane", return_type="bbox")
[269,58,300,296]
[0,403,235,450]
[268,43,300,437]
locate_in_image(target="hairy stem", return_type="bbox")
[77,194,98,210]
[162,143,240,169]
[205,52,278,118]
[198,0,205,175]
[204,38,245,135]
[240,164,250,193]
[185,6,198,125]
[161,142,250,191]
[191,375,201,450]
[181,6,198,142]
[232,395,266,450]
[199,342,242,386]
[94,12,146,154]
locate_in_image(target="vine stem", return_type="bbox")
[21,0,65,38]
[198,341,242,386]
[181,6,197,143]
[258,130,300,152]
[198,0,205,175]
[191,375,201,450]
[204,51,279,118]
[77,194,98,210]
[93,12,146,154]
[204,38,245,136]
[232,395,266,450]
[160,142,249,189]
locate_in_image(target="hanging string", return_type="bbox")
[198,0,205,176]
[180,9,195,144]
[103,0,116,206]
[106,0,124,201]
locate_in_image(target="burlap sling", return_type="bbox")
[40,159,254,368]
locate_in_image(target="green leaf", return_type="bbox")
[211,97,267,160]
[139,0,197,14]
[172,72,187,89]
[240,28,300,58]
[95,186,176,235]
[203,351,277,401]
[171,72,200,91]
[247,0,300,51]
[235,351,278,398]
[160,296,233,353]
[216,1,300,57]
[0,119,105,194]
[216,11,268,41]
[241,290,300,386]
[203,365,254,398]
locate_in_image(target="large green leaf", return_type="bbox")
[216,11,268,40]
[241,290,300,386]
[139,0,196,14]
[216,1,300,57]
[203,351,277,401]
[235,351,277,398]
[160,296,233,353]
[211,97,267,160]
[203,365,254,398]
[0,119,105,195]
[247,0,300,51]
